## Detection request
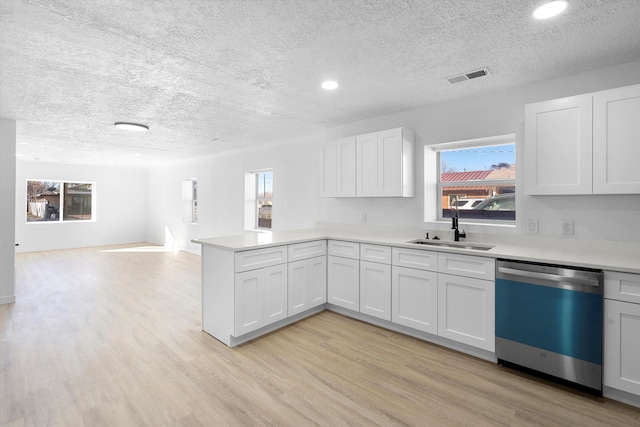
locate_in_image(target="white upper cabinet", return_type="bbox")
[356,132,380,197]
[593,84,640,194]
[525,83,640,195]
[377,128,414,197]
[322,128,414,198]
[524,94,593,195]
[319,141,337,197]
[320,136,356,197]
[336,136,357,197]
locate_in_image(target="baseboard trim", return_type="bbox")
[0,295,16,305]
[603,385,640,409]
[326,304,497,363]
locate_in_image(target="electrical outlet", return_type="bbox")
[361,212,367,224]
[561,219,574,236]
[527,219,538,234]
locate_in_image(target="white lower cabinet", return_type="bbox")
[604,299,640,396]
[235,263,288,336]
[392,266,438,334]
[390,248,495,352]
[437,273,495,352]
[360,260,391,321]
[288,256,327,316]
[327,255,360,310]
[604,271,640,398]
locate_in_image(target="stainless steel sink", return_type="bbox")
[407,239,494,251]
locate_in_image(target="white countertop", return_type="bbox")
[193,226,640,274]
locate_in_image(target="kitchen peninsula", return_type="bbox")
[194,224,640,406]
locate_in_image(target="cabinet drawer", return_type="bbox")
[392,247,437,271]
[288,240,327,262]
[360,244,391,264]
[438,253,495,281]
[328,240,360,259]
[235,246,288,273]
[605,271,640,304]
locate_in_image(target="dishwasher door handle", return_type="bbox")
[497,267,600,287]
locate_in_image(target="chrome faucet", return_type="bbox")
[451,198,466,242]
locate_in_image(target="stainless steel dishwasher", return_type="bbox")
[495,259,603,394]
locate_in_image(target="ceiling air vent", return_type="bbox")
[445,67,490,84]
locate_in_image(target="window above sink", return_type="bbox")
[427,133,516,224]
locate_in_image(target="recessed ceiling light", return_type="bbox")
[533,1,568,19]
[321,80,339,90]
[114,122,149,132]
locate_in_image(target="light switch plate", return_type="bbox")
[527,219,538,234]
[561,219,574,236]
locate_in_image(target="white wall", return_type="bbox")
[1,118,16,304]
[318,61,640,242]
[17,62,636,254]
[147,61,640,247]
[146,132,324,253]
[15,160,149,252]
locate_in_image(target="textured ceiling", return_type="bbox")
[2,0,640,166]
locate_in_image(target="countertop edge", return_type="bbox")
[192,229,640,275]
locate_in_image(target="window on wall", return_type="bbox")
[256,170,273,229]
[434,134,516,222]
[245,169,273,230]
[182,179,197,224]
[26,180,94,222]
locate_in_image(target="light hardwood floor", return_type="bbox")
[1,244,639,426]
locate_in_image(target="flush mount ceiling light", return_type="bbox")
[114,122,149,132]
[321,80,339,90]
[533,1,568,19]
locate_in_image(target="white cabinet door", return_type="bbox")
[377,128,403,197]
[524,94,593,195]
[235,264,287,336]
[356,132,379,197]
[288,259,309,316]
[377,128,414,197]
[327,255,360,311]
[235,269,262,336]
[308,256,327,308]
[604,299,640,395]
[392,266,438,334]
[593,84,640,194]
[263,264,288,325]
[288,256,327,316]
[437,273,495,351]
[360,260,391,321]
[336,136,357,197]
[320,141,336,197]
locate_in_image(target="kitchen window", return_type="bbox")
[182,179,197,224]
[244,169,273,230]
[433,134,516,222]
[26,180,95,222]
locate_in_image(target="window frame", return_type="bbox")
[26,179,96,224]
[182,178,198,224]
[255,170,273,230]
[244,169,273,232]
[432,134,516,225]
